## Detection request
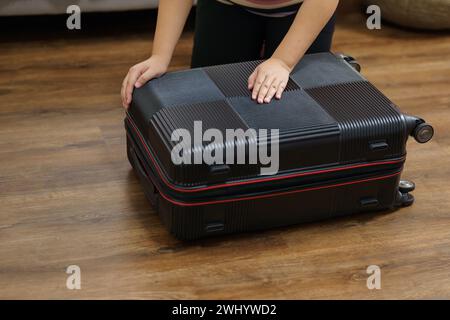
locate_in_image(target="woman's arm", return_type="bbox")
[249,0,339,104]
[122,0,193,109]
[273,0,339,68]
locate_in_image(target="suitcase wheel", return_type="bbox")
[397,192,415,207]
[396,179,416,207]
[413,123,434,144]
[399,180,416,193]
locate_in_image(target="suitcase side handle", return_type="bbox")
[130,144,150,180]
[128,141,160,207]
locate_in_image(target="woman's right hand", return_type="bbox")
[121,55,169,109]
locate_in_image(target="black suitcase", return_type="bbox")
[125,52,433,240]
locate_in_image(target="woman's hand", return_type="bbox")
[248,58,292,104]
[121,55,169,109]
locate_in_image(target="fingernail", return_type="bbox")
[135,82,141,88]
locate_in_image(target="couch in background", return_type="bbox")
[0,0,159,16]
[365,0,450,30]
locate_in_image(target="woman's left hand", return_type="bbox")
[248,57,292,104]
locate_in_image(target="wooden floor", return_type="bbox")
[1,9,450,300]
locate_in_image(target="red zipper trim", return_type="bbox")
[158,171,401,207]
[127,114,404,194]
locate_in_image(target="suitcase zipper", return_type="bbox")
[126,115,405,195]
[152,170,402,207]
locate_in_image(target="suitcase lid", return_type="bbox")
[128,52,409,188]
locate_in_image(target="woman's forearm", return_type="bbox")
[272,0,339,69]
[152,0,194,66]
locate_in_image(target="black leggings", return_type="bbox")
[191,0,336,68]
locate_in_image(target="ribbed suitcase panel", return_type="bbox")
[151,100,258,186]
[169,201,251,240]
[306,81,407,163]
[204,61,300,97]
[154,100,248,143]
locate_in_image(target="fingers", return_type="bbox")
[248,70,257,90]
[121,73,129,109]
[250,58,292,104]
[264,79,281,103]
[251,71,267,102]
[124,66,144,108]
[275,81,286,100]
[257,76,275,104]
[135,69,156,88]
[252,77,287,104]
